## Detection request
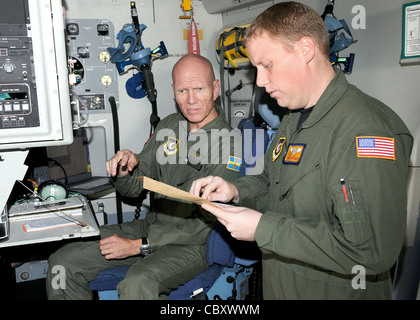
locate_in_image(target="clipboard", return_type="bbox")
[136,176,219,208]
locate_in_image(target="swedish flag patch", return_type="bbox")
[226,155,242,172]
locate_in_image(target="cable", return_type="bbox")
[70,90,89,128]
[46,157,69,187]
[109,96,120,154]
[109,96,124,224]
[15,180,87,227]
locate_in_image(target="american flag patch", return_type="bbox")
[356,136,395,160]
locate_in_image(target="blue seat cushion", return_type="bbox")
[168,264,223,299]
[89,265,130,291]
[205,223,236,266]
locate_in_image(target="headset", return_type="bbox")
[37,180,68,201]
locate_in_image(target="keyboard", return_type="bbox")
[71,177,111,190]
[9,208,83,222]
[21,215,80,232]
[8,196,85,217]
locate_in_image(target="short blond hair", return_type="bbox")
[244,2,329,56]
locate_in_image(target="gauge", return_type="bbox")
[97,24,109,36]
[66,23,79,36]
[77,46,90,59]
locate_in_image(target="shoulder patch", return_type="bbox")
[356,136,395,160]
[226,155,242,172]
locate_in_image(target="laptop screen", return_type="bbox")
[46,128,92,185]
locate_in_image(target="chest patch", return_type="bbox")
[163,137,179,156]
[284,144,305,164]
[272,137,286,162]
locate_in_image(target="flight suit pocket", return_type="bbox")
[331,180,373,246]
[276,163,322,222]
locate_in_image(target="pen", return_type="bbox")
[340,178,349,202]
[348,184,355,205]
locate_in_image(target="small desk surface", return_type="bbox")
[0,198,100,248]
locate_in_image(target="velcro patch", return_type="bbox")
[356,136,395,160]
[163,137,179,156]
[284,144,305,164]
[226,155,242,172]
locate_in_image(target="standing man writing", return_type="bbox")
[191,2,413,299]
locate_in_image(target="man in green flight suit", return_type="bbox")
[46,53,242,299]
[190,2,413,299]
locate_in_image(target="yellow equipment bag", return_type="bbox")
[216,25,250,68]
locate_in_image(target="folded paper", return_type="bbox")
[136,176,219,208]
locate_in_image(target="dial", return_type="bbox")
[101,75,112,87]
[3,61,15,73]
[99,51,110,63]
[77,46,90,59]
[66,23,79,36]
[97,24,109,36]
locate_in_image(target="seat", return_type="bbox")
[238,85,285,177]
[89,222,260,300]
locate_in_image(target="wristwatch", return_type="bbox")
[139,237,151,256]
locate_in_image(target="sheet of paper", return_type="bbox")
[22,216,78,232]
[136,176,219,208]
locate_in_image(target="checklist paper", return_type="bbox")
[136,176,219,208]
[22,216,78,232]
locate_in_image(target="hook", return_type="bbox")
[321,0,336,20]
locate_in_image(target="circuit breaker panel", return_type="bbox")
[0,1,39,131]
[0,0,73,149]
[65,19,119,116]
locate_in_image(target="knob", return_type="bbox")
[19,271,31,281]
[3,62,15,73]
